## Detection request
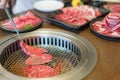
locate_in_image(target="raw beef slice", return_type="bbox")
[19,41,48,56]
[26,54,53,65]
[19,41,53,65]
[23,65,57,78]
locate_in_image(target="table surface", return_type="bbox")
[0,10,120,80]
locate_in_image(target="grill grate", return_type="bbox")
[0,36,81,77]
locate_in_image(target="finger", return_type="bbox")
[0,0,8,9]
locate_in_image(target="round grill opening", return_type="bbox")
[0,36,81,78]
[0,29,98,80]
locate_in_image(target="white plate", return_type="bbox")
[33,0,64,12]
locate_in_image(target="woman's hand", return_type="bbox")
[0,0,8,9]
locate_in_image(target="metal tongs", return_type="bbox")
[4,7,23,42]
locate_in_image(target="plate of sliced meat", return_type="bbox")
[42,5,109,31]
[90,12,120,41]
[0,11,43,33]
[103,4,120,12]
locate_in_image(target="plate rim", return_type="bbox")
[33,0,64,12]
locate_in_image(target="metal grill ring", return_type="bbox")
[0,29,98,80]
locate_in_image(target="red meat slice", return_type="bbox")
[94,9,101,17]
[93,21,105,31]
[106,18,120,28]
[70,18,87,26]
[23,61,62,78]
[112,23,120,31]
[81,7,96,21]
[26,54,52,65]
[55,14,70,21]
[105,13,120,30]
[107,12,120,19]
[23,65,57,78]
[19,41,48,56]
[25,12,42,25]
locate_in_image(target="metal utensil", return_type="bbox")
[4,7,23,41]
[4,7,53,66]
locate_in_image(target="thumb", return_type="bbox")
[0,0,8,9]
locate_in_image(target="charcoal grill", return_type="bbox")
[0,29,98,80]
